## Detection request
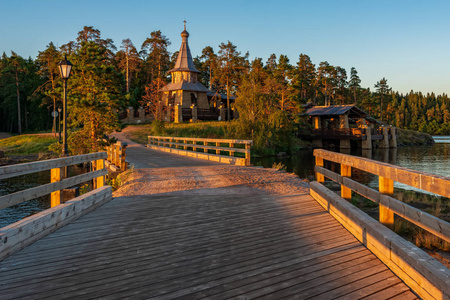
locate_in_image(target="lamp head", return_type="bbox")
[58,55,73,80]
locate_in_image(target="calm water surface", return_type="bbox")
[0,165,86,227]
[252,136,450,193]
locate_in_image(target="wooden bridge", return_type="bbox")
[0,136,449,299]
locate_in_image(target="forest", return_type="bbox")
[0,26,448,151]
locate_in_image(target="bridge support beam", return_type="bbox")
[340,139,351,149]
[389,126,398,148]
[379,126,390,149]
[361,125,372,150]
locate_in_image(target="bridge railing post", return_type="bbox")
[107,145,111,163]
[111,144,116,166]
[379,176,394,227]
[114,142,121,167]
[50,167,62,207]
[216,142,221,155]
[245,142,251,166]
[315,157,324,182]
[120,143,127,170]
[340,164,352,199]
[96,159,105,188]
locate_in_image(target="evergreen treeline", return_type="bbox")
[0,26,447,152]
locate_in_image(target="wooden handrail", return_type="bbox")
[0,152,107,209]
[148,135,253,166]
[314,149,449,198]
[148,135,253,145]
[313,149,450,241]
[312,149,450,299]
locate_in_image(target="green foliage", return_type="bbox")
[0,52,51,133]
[0,135,57,155]
[64,26,124,154]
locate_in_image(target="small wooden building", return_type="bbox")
[303,105,397,150]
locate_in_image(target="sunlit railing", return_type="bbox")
[312,149,450,299]
[0,152,112,261]
[148,136,252,166]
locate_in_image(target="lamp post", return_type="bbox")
[58,56,73,158]
[58,107,62,143]
[58,56,73,179]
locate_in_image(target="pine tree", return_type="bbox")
[217,41,248,120]
[348,67,361,104]
[374,77,390,121]
[65,27,123,154]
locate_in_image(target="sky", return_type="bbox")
[1,0,449,95]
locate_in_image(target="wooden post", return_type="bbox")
[341,164,352,199]
[216,142,221,155]
[379,176,394,227]
[315,156,324,182]
[245,142,251,166]
[113,143,118,166]
[50,167,62,207]
[96,159,105,188]
[110,144,115,165]
[229,143,235,157]
[106,146,111,163]
[184,139,187,150]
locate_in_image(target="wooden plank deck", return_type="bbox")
[0,192,417,299]
[0,140,418,299]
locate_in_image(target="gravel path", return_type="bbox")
[110,129,309,197]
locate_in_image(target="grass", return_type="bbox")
[0,135,57,155]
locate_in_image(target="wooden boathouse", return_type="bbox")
[303,105,398,150]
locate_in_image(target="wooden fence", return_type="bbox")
[0,152,112,261]
[312,149,450,300]
[148,136,252,166]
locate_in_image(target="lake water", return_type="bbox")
[252,136,450,194]
[0,165,87,227]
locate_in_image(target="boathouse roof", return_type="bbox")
[305,105,381,124]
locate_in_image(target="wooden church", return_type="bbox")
[160,22,210,109]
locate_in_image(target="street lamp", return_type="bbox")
[58,55,73,158]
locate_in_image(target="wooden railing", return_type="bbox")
[106,141,127,171]
[148,136,252,166]
[0,152,112,261]
[312,149,450,299]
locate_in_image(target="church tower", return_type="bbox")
[160,22,209,109]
